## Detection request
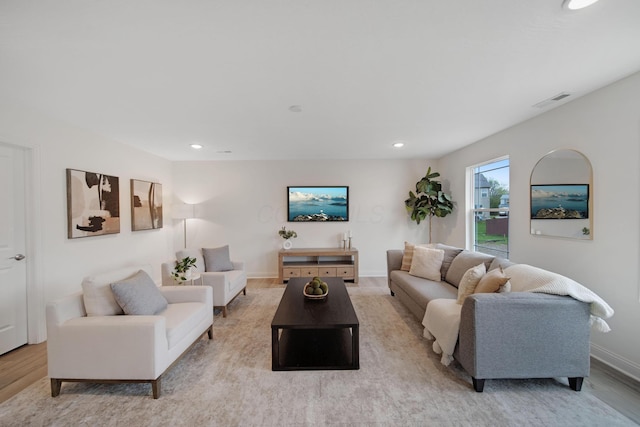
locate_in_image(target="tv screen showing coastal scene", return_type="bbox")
[287,186,349,222]
[530,184,589,219]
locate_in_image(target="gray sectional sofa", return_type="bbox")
[387,243,592,392]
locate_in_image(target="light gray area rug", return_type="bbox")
[0,287,635,426]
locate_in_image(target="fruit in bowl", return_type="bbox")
[304,277,329,298]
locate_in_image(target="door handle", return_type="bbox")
[11,254,26,261]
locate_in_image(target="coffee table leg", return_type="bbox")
[272,327,280,370]
[353,325,359,369]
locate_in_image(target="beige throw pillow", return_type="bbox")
[456,263,487,305]
[408,246,444,281]
[401,241,433,271]
[400,242,416,271]
[474,267,510,294]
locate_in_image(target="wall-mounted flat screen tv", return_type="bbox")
[530,184,589,219]
[287,186,349,222]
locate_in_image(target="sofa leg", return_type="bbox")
[243,287,247,295]
[472,378,485,392]
[50,379,62,397]
[207,325,213,339]
[152,377,161,399]
[568,377,583,391]
[222,306,227,317]
[390,290,395,296]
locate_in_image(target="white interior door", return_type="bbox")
[0,144,28,355]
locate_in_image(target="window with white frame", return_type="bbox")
[468,157,510,258]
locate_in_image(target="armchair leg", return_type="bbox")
[390,290,395,296]
[207,325,213,339]
[472,378,485,392]
[50,379,62,397]
[568,377,584,391]
[243,287,247,295]
[152,377,161,399]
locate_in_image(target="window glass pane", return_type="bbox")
[471,158,509,258]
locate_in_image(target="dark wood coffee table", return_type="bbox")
[271,277,359,371]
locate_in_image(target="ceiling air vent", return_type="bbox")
[533,92,572,109]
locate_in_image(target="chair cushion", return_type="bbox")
[110,270,168,315]
[160,302,209,349]
[203,245,234,272]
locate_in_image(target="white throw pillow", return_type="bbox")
[456,263,487,305]
[408,246,444,281]
[82,278,124,316]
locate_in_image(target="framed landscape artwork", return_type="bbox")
[66,168,120,238]
[530,184,589,219]
[287,186,349,222]
[131,179,163,231]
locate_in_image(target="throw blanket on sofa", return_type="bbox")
[505,264,614,332]
[422,264,614,366]
[422,299,461,366]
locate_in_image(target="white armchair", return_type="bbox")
[46,265,213,399]
[162,247,247,317]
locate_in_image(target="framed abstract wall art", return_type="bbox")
[131,179,163,231]
[66,168,120,238]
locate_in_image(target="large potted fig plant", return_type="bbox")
[405,166,454,243]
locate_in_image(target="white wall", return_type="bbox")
[171,159,433,277]
[436,71,640,380]
[0,101,175,341]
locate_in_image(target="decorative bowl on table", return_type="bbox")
[303,278,329,300]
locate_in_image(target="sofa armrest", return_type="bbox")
[160,285,212,306]
[386,250,404,287]
[47,315,167,380]
[458,292,591,381]
[231,260,245,271]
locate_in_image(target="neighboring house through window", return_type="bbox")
[468,157,510,258]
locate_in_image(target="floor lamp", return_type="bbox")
[173,203,195,249]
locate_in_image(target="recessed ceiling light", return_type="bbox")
[562,0,599,10]
[190,144,203,149]
[392,141,405,148]
[288,105,302,113]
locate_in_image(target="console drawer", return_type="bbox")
[300,267,319,277]
[337,267,354,279]
[318,267,337,277]
[283,268,301,279]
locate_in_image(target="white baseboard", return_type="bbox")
[591,342,640,383]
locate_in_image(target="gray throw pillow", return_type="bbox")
[110,270,168,315]
[203,245,234,272]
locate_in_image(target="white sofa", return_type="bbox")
[46,265,213,399]
[161,248,247,317]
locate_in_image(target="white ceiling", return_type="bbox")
[1,0,640,161]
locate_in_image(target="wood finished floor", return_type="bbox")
[1,277,639,425]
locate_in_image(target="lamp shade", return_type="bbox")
[172,203,195,219]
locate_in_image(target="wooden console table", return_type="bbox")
[278,247,359,284]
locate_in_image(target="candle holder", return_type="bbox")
[348,237,352,249]
[342,239,347,250]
